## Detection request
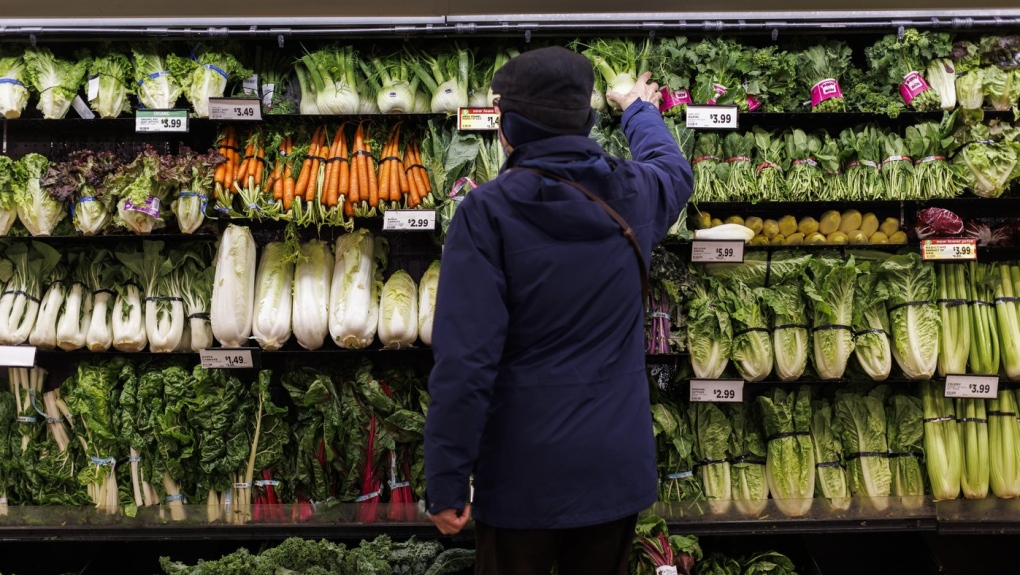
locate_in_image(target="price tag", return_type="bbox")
[199,348,259,369]
[87,76,99,101]
[921,238,977,261]
[383,209,436,231]
[457,107,500,131]
[0,346,36,367]
[944,375,998,399]
[135,109,189,133]
[690,379,744,403]
[656,567,679,575]
[691,239,745,263]
[242,74,259,97]
[262,83,275,107]
[208,98,263,121]
[72,95,95,120]
[685,105,739,129]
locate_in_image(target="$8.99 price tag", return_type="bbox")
[208,98,263,121]
[200,348,259,369]
[690,379,744,403]
[921,238,977,261]
[685,105,739,129]
[383,210,436,231]
[944,375,998,399]
[691,239,744,263]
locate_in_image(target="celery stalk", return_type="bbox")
[956,398,989,499]
[989,389,1020,498]
[921,380,962,500]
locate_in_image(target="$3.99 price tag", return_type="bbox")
[685,105,739,130]
[208,98,263,121]
[921,238,977,261]
[135,109,189,133]
[689,379,744,403]
[383,210,436,231]
[691,239,745,263]
[200,348,259,369]
[944,375,998,399]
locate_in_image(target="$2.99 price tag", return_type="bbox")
[944,375,998,399]
[691,239,744,263]
[921,238,977,261]
[690,379,744,403]
[135,110,189,133]
[383,210,436,231]
[200,348,259,369]
[208,98,263,121]
[685,105,739,130]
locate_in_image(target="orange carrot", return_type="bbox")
[378,139,392,206]
[413,144,432,193]
[295,144,315,199]
[236,143,254,183]
[283,164,295,211]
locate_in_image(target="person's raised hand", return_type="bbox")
[429,505,471,535]
[606,71,661,111]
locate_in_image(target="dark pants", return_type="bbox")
[474,514,638,575]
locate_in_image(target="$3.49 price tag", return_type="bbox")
[944,375,998,399]
[921,238,977,261]
[691,239,745,263]
[383,210,436,231]
[135,109,189,133]
[457,108,500,131]
[685,105,739,130]
[200,348,259,369]
[208,98,263,121]
[690,379,744,403]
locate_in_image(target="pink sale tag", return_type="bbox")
[659,87,693,112]
[707,84,727,105]
[810,78,844,108]
[899,71,931,104]
[746,95,762,112]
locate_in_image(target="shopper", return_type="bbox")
[424,45,694,574]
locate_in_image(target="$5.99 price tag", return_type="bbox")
[921,238,977,261]
[208,98,263,121]
[383,210,436,231]
[690,379,744,403]
[944,375,998,399]
[685,105,739,130]
[691,239,745,263]
[135,109,189,133]
[200,348,259,369]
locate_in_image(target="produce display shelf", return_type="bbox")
[935,498,1020,535]
[692,197,1020,218]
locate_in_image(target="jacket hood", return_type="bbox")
[499,135,625,242]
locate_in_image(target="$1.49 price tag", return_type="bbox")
[944,375,998,399]
[208,98,263,121]
[457,108,500,131]
[383,210,436,231]
[691,239,745,263]
[685,105,739,129]
[135,109,189,133]
[690,379,744,403]
[200,348,259,369]
[921,238,977,261]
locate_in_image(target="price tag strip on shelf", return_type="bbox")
[921,238,977,261]
[135,109,189,133]
[685,105,739,130]
[0,346,36,368]
[200,348,261,369]
[944,374,998,399]
[383,210,436,231]
[208,98,263,121]
[457,107,500,131]
[690,379,744,403]
[691,239,745,263]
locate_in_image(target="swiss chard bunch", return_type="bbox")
[865,29,952,111]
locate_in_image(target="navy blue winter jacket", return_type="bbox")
[424,99,694,529]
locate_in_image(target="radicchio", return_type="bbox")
[962,220,993,245]
[915,207,964,239]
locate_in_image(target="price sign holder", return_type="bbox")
[0,345,36,367]
[691,239,745,263]
[383,209,436,231]
[944,374,998,399]
[686,105,739,130]
[690,379,744,403]
[457,108,500,131]
[921,238,977,262]
[135,109,189,133]
[200,347,261,369]
[208,98,263,121]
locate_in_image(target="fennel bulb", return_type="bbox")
[211,225,256,348]
[418,261,440,346]
[292,240,333,351]
[251,242,294,351]
[378,270,418,349]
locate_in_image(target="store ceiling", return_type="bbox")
[1,0,1019,20]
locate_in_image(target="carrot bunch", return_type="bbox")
[213,126,241,210]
